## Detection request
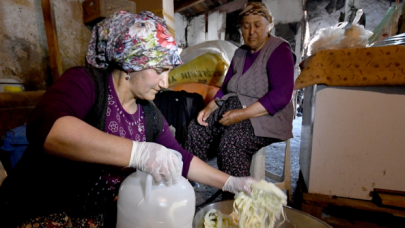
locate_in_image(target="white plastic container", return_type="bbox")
[117,152,195,228]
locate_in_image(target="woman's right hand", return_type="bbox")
[197,100,218,126]
[222,176,258,194]
[128,141,181,186]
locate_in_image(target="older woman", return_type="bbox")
[185,2,295,198]
[0,11,255,227]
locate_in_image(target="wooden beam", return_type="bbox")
[41,0,63,83]
[175,0,206,13]
[210,0,247,14]
[377,193,405,209]
[374,188,405,196]
[303,193,405,218]
[374,189,405,209]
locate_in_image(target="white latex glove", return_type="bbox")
[128,141,181,186]
[222,176,258,194]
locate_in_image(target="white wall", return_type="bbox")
[207,11,226,41]
[0,0,47,82]
[174,13,187,47]
[182,0,305,48]
[263,0,304,24]
[53,0,91,71]
[0,0,90,89]
[187,14,206,47]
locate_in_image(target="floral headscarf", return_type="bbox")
[86,11,182,73]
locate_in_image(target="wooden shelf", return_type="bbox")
[302,193,405,228]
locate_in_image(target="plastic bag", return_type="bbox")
[308,22,346,55]
[368,0,402,45]
[168,40,238,88]
[308,9,373,55]
[180,40,237,66]
[168,52,228,87]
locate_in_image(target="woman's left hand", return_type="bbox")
[219,109,247,126]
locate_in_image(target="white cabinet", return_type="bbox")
[299,85,405,200]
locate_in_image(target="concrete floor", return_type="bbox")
[194,116,303,207]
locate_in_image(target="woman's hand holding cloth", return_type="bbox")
[219,109,247,126]
[128,141,181,186]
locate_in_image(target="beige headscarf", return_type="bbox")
[238,2,274,32]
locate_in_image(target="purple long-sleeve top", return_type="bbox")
[214,42,295,115]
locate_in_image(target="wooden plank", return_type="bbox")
[210,0,247,14]
[303,193,405,217]
[41,0,63,83]
[175,0,206,13]
[190,2,209,13]
[322,216,396,228]
[374,188,405,196]
[301,203,322,218]
[0,91,45,136]
[378,193,405,209]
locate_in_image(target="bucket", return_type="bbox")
[117,150,195,228]
[193,200,332,228]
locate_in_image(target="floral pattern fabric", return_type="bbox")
[105,75,146,142]
[86,11,182,73]
[19,212,103,228]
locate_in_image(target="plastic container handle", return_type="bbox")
[352,9,363,25]
[145,173,153,203]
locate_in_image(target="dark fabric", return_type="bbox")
[140,99,164,143]
[185,96,280,177]
[0,67,100,227]
[154,90,205,146]
[25,67,95,148]
[82,66,110,132]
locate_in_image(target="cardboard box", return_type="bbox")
[82,0,136,25]
[129,0,175,37]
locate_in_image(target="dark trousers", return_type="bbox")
[185,96,280,177]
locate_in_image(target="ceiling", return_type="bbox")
[174,0,247,18]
